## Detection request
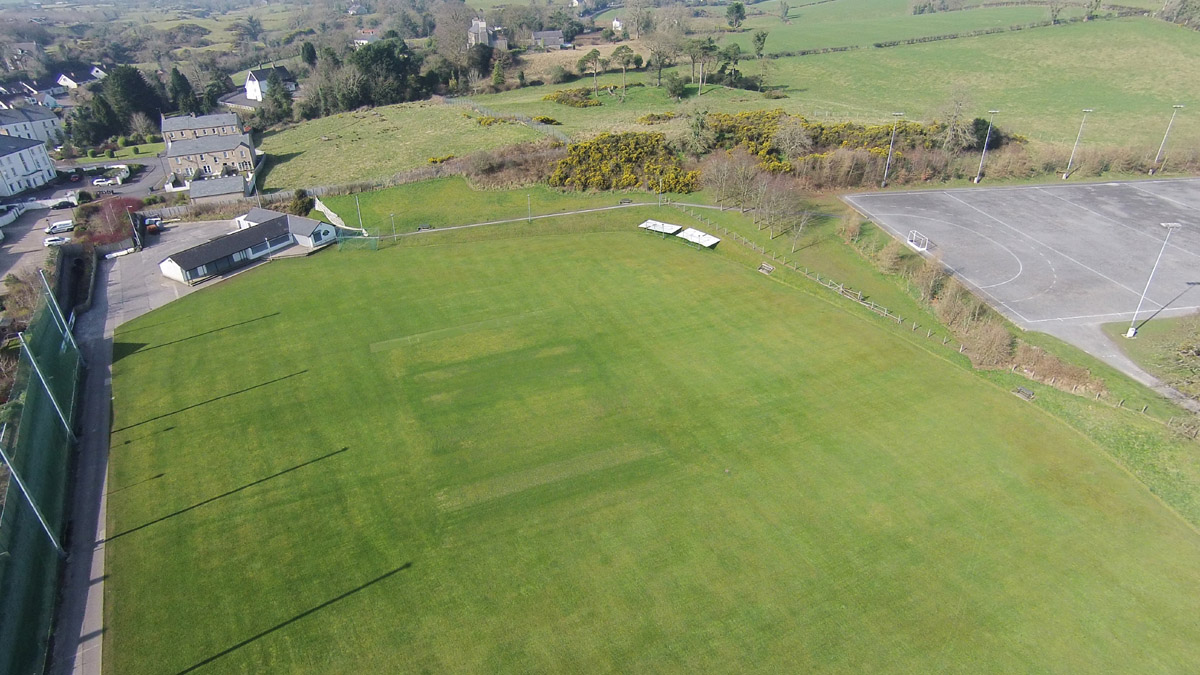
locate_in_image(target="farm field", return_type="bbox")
[257,103,542,190]
[106,207,1200,673]
[477,18,1200,147]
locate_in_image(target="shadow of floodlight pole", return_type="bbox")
[1134,281,1200,331]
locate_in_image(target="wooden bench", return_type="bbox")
[758,262,775,275]
[1013,387,1035,401]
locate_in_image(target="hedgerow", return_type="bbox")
[533,116,562,125]
[549,132,699,192]
[637,112,677,125]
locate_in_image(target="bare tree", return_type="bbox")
[779,0,792,22]
[129,112,155,138]
[730,153,761,212]
[790,209,815,252]
[937,84,975,154]
[1048,0,1065,23]
[701,152,736,208]
[772,117,813,159]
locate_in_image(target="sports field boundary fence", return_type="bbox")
[0,279,83,675]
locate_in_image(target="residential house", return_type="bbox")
[244,66,296,103]
[20,77,64,97]
[166,133,256,177]
[187,175,249,205]
[161,112,241,147]
[353,30,381,48]
[56,66,106,90]
[612,18,623,32]
[530,30,564,49]
[160,209,335,284]
[0,105,61,144]
[467,19,509,51]
[0,135,55,197]
[347,3,366,15]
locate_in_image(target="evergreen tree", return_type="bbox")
[301,41,318,68]
[102,65,163,132]
[491,60,505,88]
[168,67,201,115]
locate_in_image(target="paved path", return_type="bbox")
[48,220,236,675]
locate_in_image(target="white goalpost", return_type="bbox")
[906,230,930,252]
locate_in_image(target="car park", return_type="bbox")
[45,220,74,234]
[43,236,70,247]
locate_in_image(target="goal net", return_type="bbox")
[906,230,930,252]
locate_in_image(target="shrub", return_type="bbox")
[87,149,99,158]
[547,66,570,84]
[105,149,115,158]
[76,190,94,204]
[117,136,129,147]
[288,188,315,216]
[428,155,455,164]
[762,90,788,99]
[476,116,510,126]
[132,146,140,155]
[543,88,600,108]
[533,116,561,125]
[548,132,699,193]
[637,112,677,125]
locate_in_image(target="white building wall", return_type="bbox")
[159,258,187,284]
[0,143,55,198]
[246,76,263,102]
[0,115,61,144]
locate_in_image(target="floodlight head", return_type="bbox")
[892,112,905,117]
[1082,108,1094,113]
[988,109,1000,114]
[1174,104,1185,109]
[1162,222,1182,229]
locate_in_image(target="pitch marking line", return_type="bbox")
[939,191,1162,310]
[1024,304,1200,324]
[1033,187,1200,262]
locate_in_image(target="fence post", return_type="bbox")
[0,423,65,556]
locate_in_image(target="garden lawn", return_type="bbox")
[106,214,1200,673]
[258,102,541,190]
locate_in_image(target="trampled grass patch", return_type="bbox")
[107,213,1200,673]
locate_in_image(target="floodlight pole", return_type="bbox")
[355,194,363,230]
[0,423,65,557]
[974,109,1000,184]
[527,194,531,223]
[18,333,76,443]
[1125,222,1181,338]
[881,112,904,188]
[390,213,396,238]
[1152,104,1184,174]
[1063,108,1092,179]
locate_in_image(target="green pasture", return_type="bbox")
[106,198,1200,673]
[258,103,541,190]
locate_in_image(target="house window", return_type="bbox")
[312,230,323,243]
[250,241,269,254]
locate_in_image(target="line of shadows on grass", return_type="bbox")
[104,472,165,497]
[104,446,348,542]
[175,562,413,675]
[111,370,307,433]
[113,312,281,362]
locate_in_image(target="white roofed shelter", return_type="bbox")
[638,219,682,235]
[677,228,720,248]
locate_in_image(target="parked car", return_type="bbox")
[69,174,82,182]
[50,201,74,210]
[43,236,69,247]
[144,216,163,227]
[92,177,117,186]
[45,220,74,234]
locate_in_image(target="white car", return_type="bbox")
[43,236,70,247]
[92,177,117,186]
[45,220,74,234]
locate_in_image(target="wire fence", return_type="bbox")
[0,288,82,675]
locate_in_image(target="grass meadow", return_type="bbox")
[257,103,541,190]
[105,203,1200,673]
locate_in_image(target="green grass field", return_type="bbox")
[106,206,1200,672]
[258,103,542,190]
[1103,315,1200,399]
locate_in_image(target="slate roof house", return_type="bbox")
[530,30,564,49]
[166,133,256,177]
[0,105,61,144]
[245,66,296,102]
[161,112,241,147]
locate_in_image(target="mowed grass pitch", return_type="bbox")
[106,224,1200,672]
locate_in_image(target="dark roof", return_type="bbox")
[247,66,293,83]
[242,208,325,237]
[188,175,245,198]
[0,106,56,125]
[59,71,96,84]
[532,30,564,38]
[166,132,253,158]
[162,112,239,133]
[165,218,290,271]
[0,135,45,156]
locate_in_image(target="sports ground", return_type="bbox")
[103,213,1200,672]
[845,179,1200,382]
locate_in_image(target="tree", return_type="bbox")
[289,189,315,216]
[696,38,719,93]
[434,0,474,75]
[168,67,201,115]
[611,45,636,96]
[129,112,156,138]
[260,69,294,124]
[772,118,812,159]
[350,38,426,106]
[627,0,648,39]
[577,48,602,97]
[779,0,792,22]
[680,108,715,158]
[102,66,163,133]
[937,85,974,153]
[701,152,737,208]
[233,15,265,43]
[467,43,494,78]
[790,209,815,252]
[1048,0,1064,23]
[726,2,746,28]
[301,41,318,68]
[663,71,686,100]
[647,32,682,87]
[752,30,768,80]
[491,60,505,87]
